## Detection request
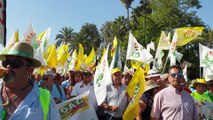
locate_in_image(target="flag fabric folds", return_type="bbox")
[123,67,145,120]
[94,45,112,105]
[176,27,204,46]
[199,43,213,67]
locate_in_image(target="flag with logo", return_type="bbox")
[40,27,51,61]
[123,67,146,120]
[75,43,84,70]
[23,22,38,52]
[126,32,153,63]
[157,31,171,50]
[94,45,112,105]
[110,40,122,71]
[57,91,98,120]
[176,27,204,46]
[169,29,178,66]
[199,43,213,67]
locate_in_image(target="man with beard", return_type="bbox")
[100,68,128,120]
[0,42,60,120]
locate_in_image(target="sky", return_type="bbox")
[4,0,213,45]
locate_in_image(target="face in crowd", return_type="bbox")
[2,56,33,84]
[112,71,123,86]
[168,66,183,89]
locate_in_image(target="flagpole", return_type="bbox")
[162,55,169,74]
[199,67,202,78]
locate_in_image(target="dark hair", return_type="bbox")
[207,80,213,88]
[168,65,181,73]
[71,71,83,86]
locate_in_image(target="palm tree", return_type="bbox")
[120,0,134,30]
[55,27,78,50]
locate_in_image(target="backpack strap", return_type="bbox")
[39,88,51,120]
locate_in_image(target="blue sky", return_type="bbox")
[5,0,213,44]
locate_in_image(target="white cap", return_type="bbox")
[147,69,160,78]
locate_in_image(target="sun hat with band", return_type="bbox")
[145,80,159,92]
[0,42,41,68]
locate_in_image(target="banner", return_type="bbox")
[199,43,213,67]
[194,99,213,120]
[57,91,98,120]
[0,0,6,46]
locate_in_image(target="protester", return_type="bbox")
[122,71,133,86]
[100,68,128,120]
[136,80,160,120]
[190,78,211,103]
[205,80,213,102]
[61,70,74,89]
[41,70,67,104]
[71,69,97,110]
[0,42,60,119]
[66,70,83,99]
[151,65,198,120]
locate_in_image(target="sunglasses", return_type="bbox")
[2,59,30,69]
[170,72,183,78]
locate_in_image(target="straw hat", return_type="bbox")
[0,42,41,67]
[145,80,159,92]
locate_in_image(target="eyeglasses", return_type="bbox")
[170,72,183,78]
[2,59,30,69]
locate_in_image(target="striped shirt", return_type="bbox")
[105,84,128,118]
[151,85,198,120]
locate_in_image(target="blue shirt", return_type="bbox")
[0,80,60,120]
[51,84,67,102]
[61,80,70,88]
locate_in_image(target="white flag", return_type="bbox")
[23,22,38,54]
[199,43,213,67]
[203,66,213,81]
[94,44,112,105]
[176,51,183,63]
[126,32,153,63]
[146,41,155,52]
[169,30,178,66]
[158,31,171,50]
[182,64,188,82]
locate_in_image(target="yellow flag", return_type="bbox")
[75,43,84,70]
[85,47,96,71]
[6,30,19,48]
[131,60,142,69]
[123,67,146,120]
[176,27,204,46]
[111,36,117,57]
[57,44,70,67]
[47,44,58,68]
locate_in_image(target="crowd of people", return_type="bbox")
[0,42,213,120]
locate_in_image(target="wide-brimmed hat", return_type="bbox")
[147,69,160,78]
[0,42,41,67]
[145,80,159,92]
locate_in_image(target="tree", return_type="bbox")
[76,23,101,54]
[55,27,78,50]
